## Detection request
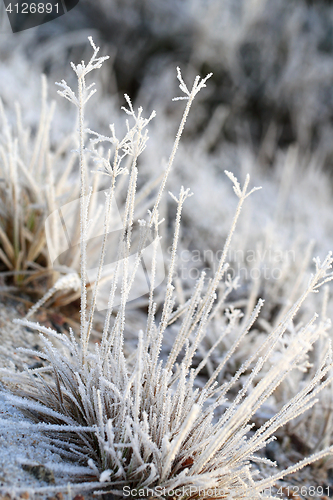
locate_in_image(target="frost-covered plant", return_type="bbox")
[2,37,333,499]
[0,53,167,313]
[0,73,83,306]
[0,76,55,285]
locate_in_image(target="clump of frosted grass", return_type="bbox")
[1,37,333,499]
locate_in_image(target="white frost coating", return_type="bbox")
[1,37,333,500]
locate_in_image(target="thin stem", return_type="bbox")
[78,76,88,363]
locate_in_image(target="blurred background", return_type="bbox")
[1,0,333,165]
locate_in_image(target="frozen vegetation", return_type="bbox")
[0,1,333,499]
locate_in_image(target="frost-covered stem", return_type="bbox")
[160,404,200,482]
[25,286,57,320]
[78,75,88,363]
[159,188,191,331]
[101,164,139,360]
[56,37,109,362]
[101,249,122,351]
[182,291,217,373]
[149,93,194,228]
[125,79,203,307]
[197,299,264,384]
[204,176,249,304]
[146,223,159,341]
[85,149,118,347]
[116,158,139,346]
[134,330,144,423]
[194,175,260,331]
[165,272,205,373]
[251,446,333,493]
[116,165,139,343]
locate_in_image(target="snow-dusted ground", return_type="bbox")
[0,302,63,497]
[0,394,62,495]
